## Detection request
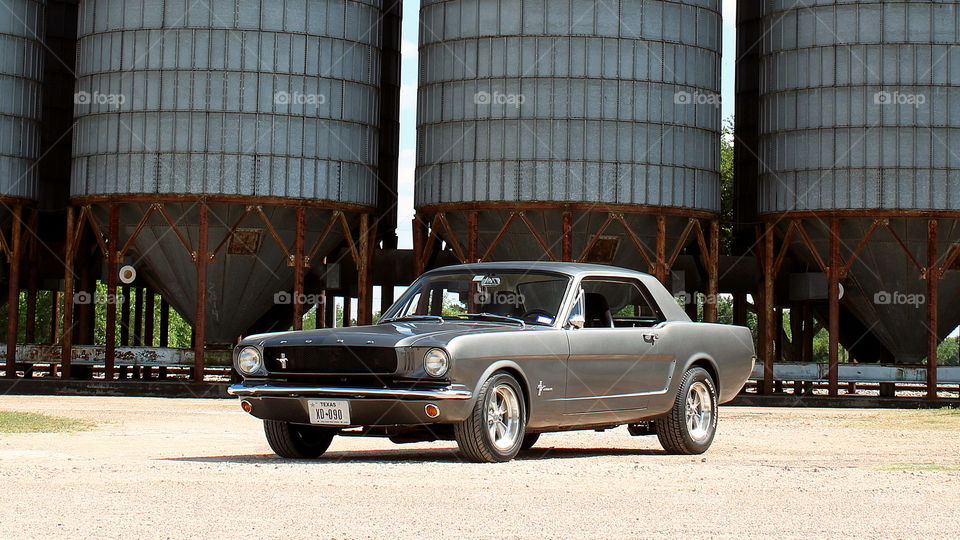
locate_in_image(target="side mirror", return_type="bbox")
[568,313,585,329]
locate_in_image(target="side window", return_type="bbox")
[580,278,664,328]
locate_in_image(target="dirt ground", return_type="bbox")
[0,396,958,539]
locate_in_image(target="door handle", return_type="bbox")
[643,333,659,344]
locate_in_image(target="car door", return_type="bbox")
[563,277,676,417]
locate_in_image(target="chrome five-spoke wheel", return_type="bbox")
[487,383,522,450]
[685,381,714,443]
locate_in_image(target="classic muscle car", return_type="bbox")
[229,262,756,462]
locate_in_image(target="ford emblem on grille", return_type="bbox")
[277,353,288,369]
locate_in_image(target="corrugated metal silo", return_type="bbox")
[414,0,722,290]
[756,0,960,363]
[71,0,387,343]
[0,0,45,202]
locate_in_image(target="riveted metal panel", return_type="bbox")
[758,0,960,213]
[71,0,385,206]
[0,0,45,201]
[415,0,722,213]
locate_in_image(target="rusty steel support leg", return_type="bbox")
[193,204,209,383]
[760,222,775,395]
[144,288,155,347]
[292,207,306,330]
[120,285,131,345]
[413,215,427,276]
[159,298,169,380]
[324,291,335,328]
[802,302,814,363]
[357,214,374,325]
[467,211,478,262]
[704,220,720,323]
[381,285,395,316]
[5,205,22,378]
[343,297,352,327]
[105,205,119,380]
[828,218,841,397]
[51,292,61,345]
[655,215,667,283]
[77,261,91,345]
[733,292,747,327]
[926,219,939,399]
[61,207,76,379]
[685,292,699,321]
[133,288,144,347]
[562,211,572,262]
[24,210,38,344]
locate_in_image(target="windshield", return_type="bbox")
[382,270,571,327]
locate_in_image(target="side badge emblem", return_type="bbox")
[537,380,553,396]
[277,353,288,369]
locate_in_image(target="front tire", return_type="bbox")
[454,373,527,462]
[656,367,718,455]
[263,420,336,459]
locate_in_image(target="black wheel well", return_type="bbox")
[492,367,531,420]
[689,358,719,390]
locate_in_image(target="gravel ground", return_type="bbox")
[0,396,958,539]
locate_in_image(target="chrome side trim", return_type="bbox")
[227,384,473,400]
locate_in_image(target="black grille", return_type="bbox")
[263,346,398,375]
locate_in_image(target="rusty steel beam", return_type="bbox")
[342,297,352,328]
[926,219,939,399]
[418,201,717,220]
[72,194,373,213]
[323,290,335,328]
[412,215,427,275]
[357,214,374,325]
[292,207,306,330]
[467,211,478,262]
[144,288,155,348]
[133,287,144,347]
[24,209,38,344]
[193,203,209,383]
[61,207,76,379]
[828,218,841,397]
[562,211,572,261]
[705,220,719,323]
[120,285,131,345]
[159,298,169,347]
[5,205,22,378]
[105,205,119,380]
[655,215,667,283]
[760,222,775,394]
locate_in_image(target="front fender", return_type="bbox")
[463,359,532,416]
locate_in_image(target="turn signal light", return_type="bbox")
[424,404,440,418]
[240,400,253,413]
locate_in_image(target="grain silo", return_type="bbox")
[746,0,960,393]
[1,0,45,374]
[66,0,392,376]
[414,0,723,316]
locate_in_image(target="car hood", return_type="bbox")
[243,321,543,349]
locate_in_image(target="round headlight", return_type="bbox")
[423,348,450,377]
[237,347,263,375]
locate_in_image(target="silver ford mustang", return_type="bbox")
[229,262,756,462]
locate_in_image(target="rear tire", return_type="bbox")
[656,367,717,455]
[454,373,527,462]
[263,420,336,459]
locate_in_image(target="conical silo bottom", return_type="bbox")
[91,201,357,344]
[423,207,714,285]
[778,217,960,364]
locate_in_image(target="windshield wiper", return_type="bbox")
[455,313,526,327]
[380,315,444,324]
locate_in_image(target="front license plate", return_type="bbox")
[307,400,351,426]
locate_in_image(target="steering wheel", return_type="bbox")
[522,309,554,323]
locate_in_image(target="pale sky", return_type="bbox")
[393,0,737,249]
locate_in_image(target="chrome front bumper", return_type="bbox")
[227,383,473,400]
